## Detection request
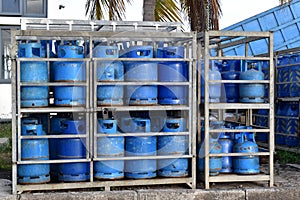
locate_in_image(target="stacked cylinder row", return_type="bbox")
[198,121,259,176]
[201,60,267,103]
[17,116,189,184]
[19,42,189,107]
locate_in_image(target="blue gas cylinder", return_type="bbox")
[57,120,89,182]
[239,62,265,103]
[262,61,269,99]
[221,60,240,103]
[19,43,48,107]
[54,86,85,106]
[157,46,188,105]
[290,54,300,97]
[233,132,259,174]
[124,118,157,179]
[198,121,223,176]
[233,126,253,143]
[53,45,85,82]
[198,137,222,176]
[49,115,70,180]
[53,44,86,106]
[255,110,269,143]
[93,46,124,105]
[157,118,188,177]
[122,46,158,105]
[94,119,124,179]
[200,61,222,102]
[219,129,233,173]
[18,118,50,184]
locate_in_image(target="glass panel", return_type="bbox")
[1,0,20,14]
[26,0,43,15]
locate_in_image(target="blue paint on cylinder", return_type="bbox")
[200,61,222,102]
[157,118,188,177]
[219,130,233,173]
[157,46,188,105]
[18,119,50,184]
[233,132,259,174]
[54,86,85,106]
[19,43,48,107]
[233,126,253,144]
[239,62,265,103]
[198,121,223,176]
[122,46,158,105]
[124,118,157,179]
[221,60,240,103]
[94,119,124,179]
[49,116,70,180]
[58,120,89,182]
[198,137,222,176]
[53,45,85,81]
[93,46,124,105]
[53,45,86,106]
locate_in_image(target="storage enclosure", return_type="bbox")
[11,19,197,194]
[197,30,275,189]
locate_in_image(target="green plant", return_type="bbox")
[0,122,12,170]
[0,122,12,139]
[275,150,300,164]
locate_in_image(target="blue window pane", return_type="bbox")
[2,0,20,14]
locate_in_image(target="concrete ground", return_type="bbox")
[1,163,300,200]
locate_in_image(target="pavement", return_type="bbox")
[1,163,300,200]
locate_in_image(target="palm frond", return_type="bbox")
[155,0,182,22]
[85,0,132,20]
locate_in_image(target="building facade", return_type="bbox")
[0,0,48,119]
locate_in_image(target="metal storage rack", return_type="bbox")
[11,19,197,194]
[197,30,275,189]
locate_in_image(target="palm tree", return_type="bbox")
[85,0,182,22]
[143,0,182,22]
[85,0,132,20]
[86,0,289,32]
[179,0,222,32]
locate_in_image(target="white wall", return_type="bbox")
[48,0,87,20]
[0,84,11,120]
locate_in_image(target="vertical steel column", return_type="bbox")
[191,31,197,189]
[10,31,17,195]
[268,32,275,187]
[204,31,210,189]
[89,36,95,183]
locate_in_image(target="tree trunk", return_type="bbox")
[143,0,156,21]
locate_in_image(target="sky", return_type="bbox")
[48,0,280,29]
